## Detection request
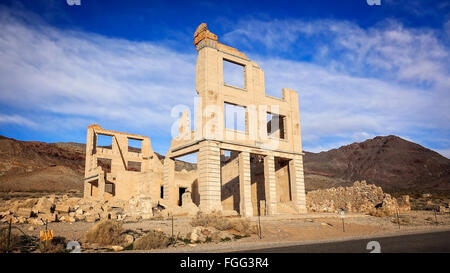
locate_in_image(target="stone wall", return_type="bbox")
[306,180,410,216]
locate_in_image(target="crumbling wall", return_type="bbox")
[84,124,164,202]
[306,181,411,216]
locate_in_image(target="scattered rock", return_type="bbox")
[33,197,54,214]
[110,245,124,252]
[16,208,32,218]
[123,234,134,246]
[54,204,70,213]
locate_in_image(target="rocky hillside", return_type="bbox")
[303,135,450,192]
[0,136,85,192]
[0,134,448,194]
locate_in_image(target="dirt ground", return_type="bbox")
[1,210,449,253]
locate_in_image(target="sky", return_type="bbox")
[0,0,449,159]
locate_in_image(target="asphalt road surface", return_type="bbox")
[238,230,450,253]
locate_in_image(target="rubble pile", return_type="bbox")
[306,181,411,216]
[0,192,199,225]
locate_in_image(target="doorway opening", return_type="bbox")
[178,187,187,206]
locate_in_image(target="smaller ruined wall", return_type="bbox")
[306,181,411,215]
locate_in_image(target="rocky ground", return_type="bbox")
[1,181,449,253]
[1,210,448,253]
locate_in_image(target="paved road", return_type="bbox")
[238,231,450,253]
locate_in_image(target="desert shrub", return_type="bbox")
[369,207,396,217]
[133,230,169,250]
[0,228,20,253]
[191,211,257,237]
[0,228,37,253]
[190,211,232,231]
[229,218,258,236]
[39,236,67,253]
[84,220,125,246]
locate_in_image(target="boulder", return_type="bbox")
[39,213,57,223]
[123,234,134,246]
[111,245,123,252]
[16,208,32,218]
[125,195,155,217]
[54,204,71,213]
[33,197,54,214]
[85,214,99,223]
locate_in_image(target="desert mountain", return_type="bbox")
[0,136,85,192]
[0,134,448,193]
[303,135,450,192]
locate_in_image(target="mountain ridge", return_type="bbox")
[0,134,448,193]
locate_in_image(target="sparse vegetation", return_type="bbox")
[0,228,19,253]
[84,220,125,246]
[190,211,257,237]
[133,230,169,250]
[0,227,38,253]
[39,236,67,253]
[191,211,232,230]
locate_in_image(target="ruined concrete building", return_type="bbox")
[84,23,306,217]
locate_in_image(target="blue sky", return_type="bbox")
[0,0,449,158]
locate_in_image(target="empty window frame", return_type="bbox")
[105,182,115,195]
[225,102,246,132]
[96,134,113,149]
[223,59,245,89]
[267,112,286,139]
[127,161,142,172]
[97,158,112,173]
[128,138,142,153]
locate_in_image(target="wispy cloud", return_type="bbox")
[0,6,448,156]
[0,114,37,128]
[222,18,450,153]
[0,7,196,140]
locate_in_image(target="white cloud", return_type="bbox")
[0,7,197,137]
[223,18,450,152]
[0,114,37,128]
[0,8,448,156]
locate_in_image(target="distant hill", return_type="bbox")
[0,136,85,192]
[303,135,450,192]
[0,134,448,193]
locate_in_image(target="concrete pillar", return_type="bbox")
[239,151,253,217]
[264,155,277,215]
[98,172,105,201]
[83,181,91,199]
[289,155,307,213]
[163,156,175,206]
[198,141,222,212]
[84,127,95,175]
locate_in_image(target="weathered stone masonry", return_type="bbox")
[84,23,307,217]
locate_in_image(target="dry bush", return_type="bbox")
[191,211,232,231]
[84,220,125,246]
[133,230,169,250]
[191,211,257,236]
[0,228,20,253]
[369,207,396,217]
[229,218,258,236]
[39,236,67,253]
